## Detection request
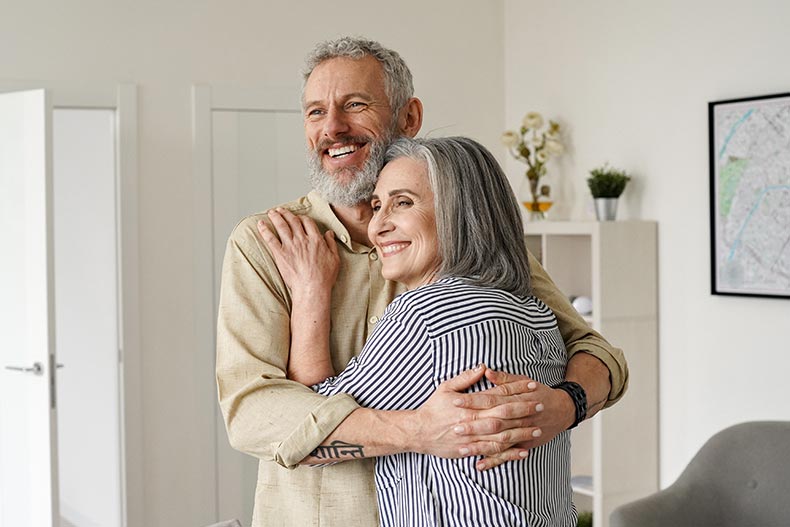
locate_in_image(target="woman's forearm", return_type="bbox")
[287,288,335,385]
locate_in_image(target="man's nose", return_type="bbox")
[323,106,350,139]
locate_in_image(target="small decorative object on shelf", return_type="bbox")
[502,111,565,221]
[586,163,632,221]
[570,295,593,316]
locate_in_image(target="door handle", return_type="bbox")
[5,361,44,375]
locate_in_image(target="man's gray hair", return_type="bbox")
[384,137,532,296]
[302,36,414,117]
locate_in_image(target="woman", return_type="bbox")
[262,137,575,526]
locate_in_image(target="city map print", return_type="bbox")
[709,92,790,298]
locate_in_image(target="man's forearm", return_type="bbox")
[564,351,611,419]
[300,407,414,465]
[300,366,526,465]
[217,224,360,467]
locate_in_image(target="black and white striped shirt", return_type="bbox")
[313,277,576,527]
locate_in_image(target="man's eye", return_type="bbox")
[395,199,413,207]
[306,108,324,118]
[371,202,381,213]
[348,102,366,110]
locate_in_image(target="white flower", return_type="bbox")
[545,139,564,155]
[536,150,549,163]
[522,112,544,130]
[531,134,544,148]
[500,130,520,148]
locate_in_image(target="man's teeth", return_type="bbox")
[328,145,359,158]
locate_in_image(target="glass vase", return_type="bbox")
[523,200,553,221]
[518,178,553,221]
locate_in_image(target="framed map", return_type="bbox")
[709,92,790,298]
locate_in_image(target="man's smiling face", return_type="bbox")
[303,55,396,206]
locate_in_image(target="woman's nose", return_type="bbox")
[369,208,394,238]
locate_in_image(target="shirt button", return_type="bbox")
[340,235,348,244]
[369,316,379,325]
[369,252,378,260]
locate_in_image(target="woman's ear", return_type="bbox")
[397,97,423,138]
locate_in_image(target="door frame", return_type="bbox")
[0,81,141,527]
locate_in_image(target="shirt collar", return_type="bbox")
[307,190,373,254]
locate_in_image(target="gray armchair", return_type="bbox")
[610,421,790,527]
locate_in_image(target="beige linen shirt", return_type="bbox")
[216,191,628,527]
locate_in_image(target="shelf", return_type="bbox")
[526,220,658,527]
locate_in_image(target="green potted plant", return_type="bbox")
[586,163,632,221]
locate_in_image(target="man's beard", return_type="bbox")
[308,136,389,207]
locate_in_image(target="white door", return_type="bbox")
[0,89,60,525]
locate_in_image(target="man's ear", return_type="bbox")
[397,97,423,138]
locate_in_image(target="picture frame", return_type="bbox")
[709,92,790,299]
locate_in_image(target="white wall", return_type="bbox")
[504,0,790,486]
[0,2,504,525]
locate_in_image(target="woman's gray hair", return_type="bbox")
[384,137,532,296]
[302,36,414,118]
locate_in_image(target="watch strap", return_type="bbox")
[552,380,587,429]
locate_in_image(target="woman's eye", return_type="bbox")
[371,202,381,213]
[396,199,413,207]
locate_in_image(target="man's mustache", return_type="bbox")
[314,135,374,151]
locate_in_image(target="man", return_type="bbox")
[216,36,628,526]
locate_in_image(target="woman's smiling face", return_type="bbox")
[367,157,440,290]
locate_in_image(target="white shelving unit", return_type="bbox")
[525,220,659,527]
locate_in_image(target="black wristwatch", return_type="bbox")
[552,381,587,429]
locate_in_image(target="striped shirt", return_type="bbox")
[313,277,576,527]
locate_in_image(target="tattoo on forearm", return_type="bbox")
[310,440,366,460]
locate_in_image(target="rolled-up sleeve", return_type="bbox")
[215,217,360,468]
[527,251,629,406]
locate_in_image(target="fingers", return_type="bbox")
[256,219,273,242]
[301,214,322,238]
[257,220,282,254]
[476,447,530,471]
[458,426,542,457]
[324,230,339,258]
[454,400,545,425]
[485,369,538,390]
[484,368,517,385]
[453,382,540,411]
[261,209,338,249]
[266,208,305,243]
[440,364,487,394]
[265,208,321,241]
[455,416,543,440]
